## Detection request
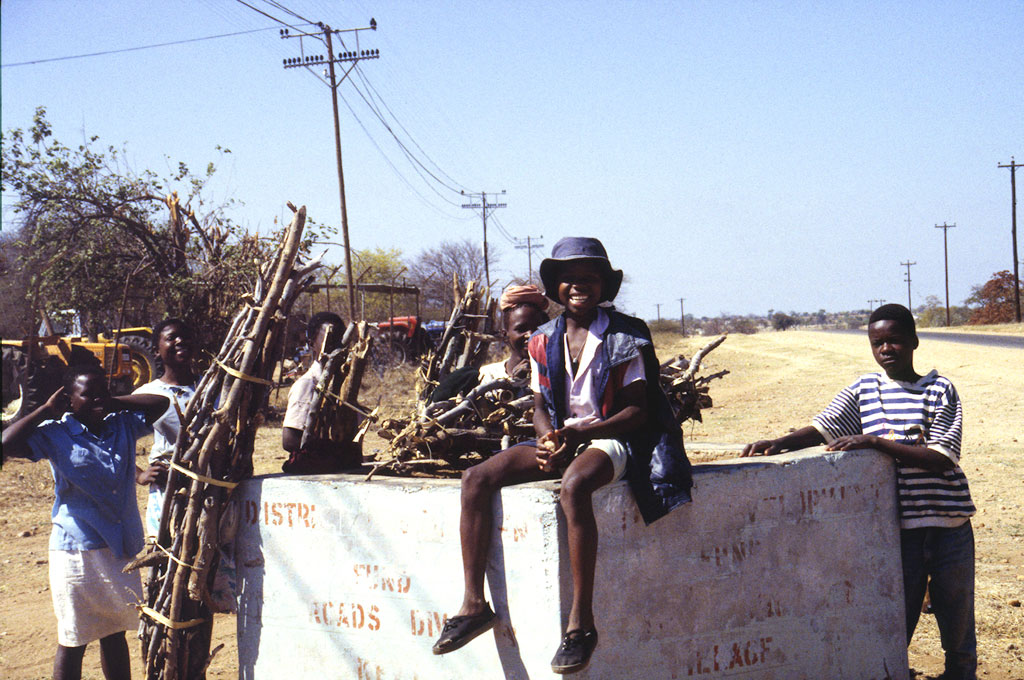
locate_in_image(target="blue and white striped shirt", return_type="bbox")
[812,370,975,529]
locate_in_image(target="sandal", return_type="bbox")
[431,604,497,655]
[550,628,599,674]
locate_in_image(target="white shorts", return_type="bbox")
[49,548,142,647]
[582,438,629,482]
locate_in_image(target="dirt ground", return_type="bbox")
[1,329,1021,678]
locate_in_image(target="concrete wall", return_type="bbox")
[234,449,908,679]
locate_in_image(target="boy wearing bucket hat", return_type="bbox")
[432,237,693,674]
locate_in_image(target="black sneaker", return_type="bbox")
[550,628,598,674]
[431,605,497,655]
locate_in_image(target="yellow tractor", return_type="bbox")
[1,326,157,425]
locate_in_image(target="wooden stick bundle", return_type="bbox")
[131,205,318,679]
[659,334,729,424]
[416,278,497,404]
[298,321,373,451]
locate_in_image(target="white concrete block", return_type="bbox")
[234,449,908,679]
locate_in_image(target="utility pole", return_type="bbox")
[934,223,956,326]
[655,303,662,321]
[515,235,545,283]
[678,298,686,335]
[998,157,1021,322]
[900,260,917,312]
[461,190,507,292]
[281,19,379,322]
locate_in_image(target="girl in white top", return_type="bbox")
[132,319,197,538]
[477,284,550,388]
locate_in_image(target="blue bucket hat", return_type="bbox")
[539,236,623,303]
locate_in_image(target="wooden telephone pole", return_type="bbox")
[901,260,917,311]
[998,157,1021,322]
[461,190,507,292]
[281,19,379,321]
[935,223,956,326]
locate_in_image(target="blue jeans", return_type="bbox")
[901,520,977,680]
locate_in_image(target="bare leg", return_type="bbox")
[559,449,614,632]
[458,444,552,616]
[99,632,131,680]
[54,644,86,680]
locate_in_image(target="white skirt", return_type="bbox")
[49,548,142,647]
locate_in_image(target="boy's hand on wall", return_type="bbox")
[741,439,780,457]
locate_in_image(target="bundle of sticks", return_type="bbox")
[298,321,374,453]
[416,278,497,404]
[659,334,728,424]
[370,377,534,477]
[128,205,319,679]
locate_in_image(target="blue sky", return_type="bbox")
[2,1,1021,319]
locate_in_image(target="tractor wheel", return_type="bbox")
[2,346,26,426]
[2,346,25,408]
[369,333,408,376]
[121,335,159,389]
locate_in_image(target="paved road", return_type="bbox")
[828,328,1023,349]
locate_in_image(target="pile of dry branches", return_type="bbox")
[371,334,730,478]
[127,205,318,679]
[371,376,534,477]
[416,278,497,403]
[659,334,728,424]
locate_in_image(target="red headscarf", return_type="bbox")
[499,284,549,311]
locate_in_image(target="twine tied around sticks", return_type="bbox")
[316,385,374,417]
[213,357,275,386]
[169,461,239,489]
[137,604,208,630]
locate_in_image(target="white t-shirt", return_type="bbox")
[529,309,644,427]
[477,360,511,385]
[133,379,197,464]
[283,361,323,431]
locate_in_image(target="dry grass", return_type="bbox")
[923,322,1024,336]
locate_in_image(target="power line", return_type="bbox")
[280,19,380,321]
[237,0,478,223]
[259,0,315,26]
[0,26,291,68]
[490,214,518,244]
[234,0,298,28]
[354,66,469,193]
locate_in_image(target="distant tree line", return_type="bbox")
[644,269,1022,337]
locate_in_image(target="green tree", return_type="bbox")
[916,295,972,327]
[771,312,797,331]
[351,247,408,321]
[966,271,1023,325]
[1,107,272,349]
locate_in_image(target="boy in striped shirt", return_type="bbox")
[742,303,976,680]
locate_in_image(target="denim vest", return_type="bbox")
[530,310,693,524]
